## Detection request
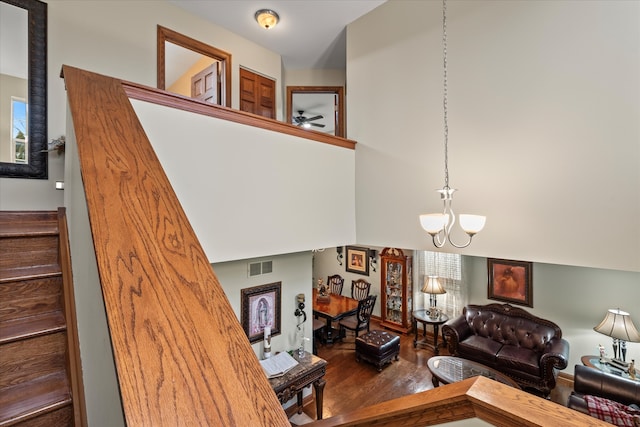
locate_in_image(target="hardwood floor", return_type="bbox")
[300,319,573,422]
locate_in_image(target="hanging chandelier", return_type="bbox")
[419,0,486,249]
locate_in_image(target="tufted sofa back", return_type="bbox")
[464,304,562,353]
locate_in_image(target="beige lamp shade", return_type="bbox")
[422,276,446,295]
[594,308,640,342]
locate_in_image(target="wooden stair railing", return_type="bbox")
[63,65,290,426]
[0,209,86,426]
[308,376,610,427]
[62,64,607,426]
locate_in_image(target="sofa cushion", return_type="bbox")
[458,335,502,367]
[500,319,558,352]
[495,344,540,377]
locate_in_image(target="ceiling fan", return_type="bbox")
[293,110,325,129]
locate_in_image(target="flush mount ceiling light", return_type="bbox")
[255,9,279,30]
[419,0,486,249]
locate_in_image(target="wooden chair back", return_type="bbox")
[327,274,344,295]
[351,279,371,301]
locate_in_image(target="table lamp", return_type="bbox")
[593,308,640,370]
[422,276,446,319]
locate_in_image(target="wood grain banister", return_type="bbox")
[63,64,290,426]
[122,80,357,150]
[308,376,610,427]
[63,64,605,427]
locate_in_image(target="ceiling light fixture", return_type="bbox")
[255,9,279,30]
[419,0,486,249]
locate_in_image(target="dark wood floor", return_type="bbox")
[301,320,572,421]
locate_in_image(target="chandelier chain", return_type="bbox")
[442,0,449,190]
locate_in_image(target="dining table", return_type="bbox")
[312,288,359,343]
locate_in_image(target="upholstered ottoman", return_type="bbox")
[355,330,400,372]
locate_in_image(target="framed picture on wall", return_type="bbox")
[241,282,282,343]
[345,246,369,276]
[487,258,533,307]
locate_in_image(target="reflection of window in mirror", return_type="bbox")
[0,1,28,164]
[11,97,28,163]
[286,87,344,138]
[157,26,231,107]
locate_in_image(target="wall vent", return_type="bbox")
[248,260,273,277]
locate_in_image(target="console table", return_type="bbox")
[268,351,327,419]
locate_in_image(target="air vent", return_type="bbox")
[248,260,273,277]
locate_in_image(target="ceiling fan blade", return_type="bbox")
[305,115,323,122]
[311,123,325,128]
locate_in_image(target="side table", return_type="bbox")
[413,310,449,355]
[268,351,327,419]
[581,355,639,381]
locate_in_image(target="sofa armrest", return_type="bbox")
[540,338,570,369]
[573,364,640,406]
[442,315,471,356]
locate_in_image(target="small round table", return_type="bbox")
[412,310,449,354]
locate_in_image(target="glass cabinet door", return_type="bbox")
[380,248,413,333]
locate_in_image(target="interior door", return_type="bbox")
[191,62,219,104]
[239,68,275,119]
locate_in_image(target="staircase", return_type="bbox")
[0,210,85,427]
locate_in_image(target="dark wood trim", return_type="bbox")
[124,80,356,150]
[286,86,345,138]
[0,0,48,179]
[57,207,88,426]
[157,25,232,108]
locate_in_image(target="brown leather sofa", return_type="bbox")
[442,303,569,396]
[568,364,640,414]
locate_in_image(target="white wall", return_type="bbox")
[347,0,639,272]
[284,68,346,87]
[131,99,356,263]
[1,0,283,212]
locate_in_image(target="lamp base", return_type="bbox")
[608,358,630,370]
[427,306,441,320]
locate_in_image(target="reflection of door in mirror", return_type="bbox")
[191,62,219,104]
[0,1,28,164]
[157,26,231,108]
[286,87,344,138]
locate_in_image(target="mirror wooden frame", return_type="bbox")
[0,0,48,179]
[157,25,232,108]
[286,86,344,138]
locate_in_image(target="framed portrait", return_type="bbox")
[487,258,533,307]
[345,246,369,276]
[241,282,281,343]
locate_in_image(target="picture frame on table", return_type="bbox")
[487,258,533,307]
[241,282,281,343]
[345,246,369,276]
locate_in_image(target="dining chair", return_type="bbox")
[351,279,371,301]
[327,274,344,296]
[338,295,377,340]
[312,318,326,355]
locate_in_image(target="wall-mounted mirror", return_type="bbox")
[157,25,231,107]
[286,86,344,138]
[0,0,47,179]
